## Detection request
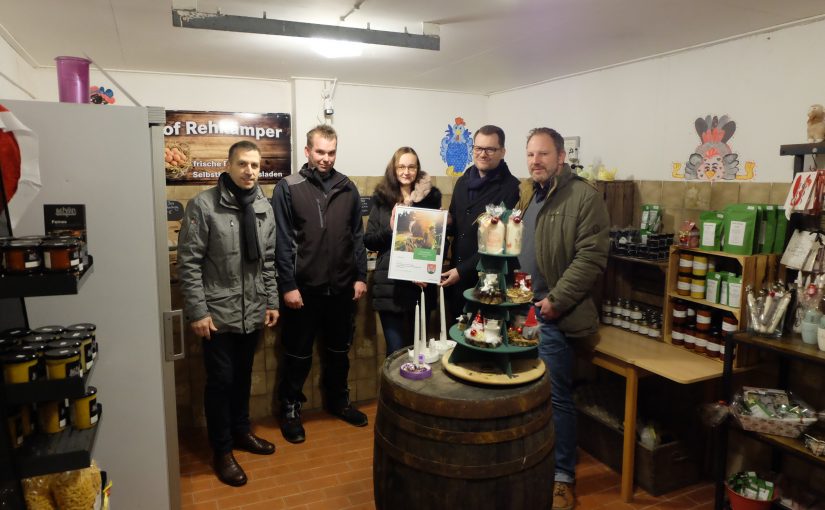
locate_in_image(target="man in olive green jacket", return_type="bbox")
[516,128,609,510]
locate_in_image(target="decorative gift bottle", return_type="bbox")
[505,209,523,255]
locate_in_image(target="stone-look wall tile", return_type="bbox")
[251,349,266,372]
[433,176,455,195]
[259,183,276,197]
[250,370,268,396]
[738,182,772,204]
[353,358,373,380]
[249,395,271,420]
[263,327,276,348]
[356,378,377,401]
[365,176,383,196]
[661,181,685,210]
[769,182,791,205]
[265,349,277,371]
[636,181,663,206]
[661,210,678,235]
[683,182,711,210]
[349,176,368,197]
[710,182,740,210]
[441,194,452,210]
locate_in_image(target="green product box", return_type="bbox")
[773,207,788,254]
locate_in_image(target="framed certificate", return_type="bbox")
[387,206,448,284]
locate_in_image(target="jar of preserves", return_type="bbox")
[677,276,691,296]
[678,252,694,276]
[671,326,685,346]
[2,238,43,274]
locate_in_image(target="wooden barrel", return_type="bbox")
[373,351,555,509]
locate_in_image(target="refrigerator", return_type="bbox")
[1,99,180,509]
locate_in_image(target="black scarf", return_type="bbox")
[465,163,506,201]
[308,166,336,194]
[220,173,260,262]
[533,180,550,203]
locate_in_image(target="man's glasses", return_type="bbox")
[472,146,501,156]
[396,165,419,171]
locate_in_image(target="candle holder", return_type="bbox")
[407,343,441,364]
[399,361,432,380]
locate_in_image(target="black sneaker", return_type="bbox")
[279,402,305,444]
[327,404,368,427]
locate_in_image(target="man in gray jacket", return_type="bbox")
[178,140,280,487]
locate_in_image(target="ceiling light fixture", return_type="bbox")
[171,9,440,51]
[310,39,364,59]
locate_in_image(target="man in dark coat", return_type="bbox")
[440,125,520,324]
[271,124,368,445]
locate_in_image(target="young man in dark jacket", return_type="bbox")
[441,124,520,324]
[178,141,279,487]
[516,127,609,510]
[271,124,368,444]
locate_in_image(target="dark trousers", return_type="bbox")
[202,330,260,454]
[445,283,471,328]
[278,290,355,410]
[378,310,415,355]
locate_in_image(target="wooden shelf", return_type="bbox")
[2,363,95,405]
[666,291,741,317]
[0,256,94,298]
[609,253,668,270]
[670,246,753,263]
[13,405,102,478]
[732,426,825,469]
[732,332,825,366]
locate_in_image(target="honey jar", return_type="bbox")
[17,341,48,380]
[692,255,708,277]
[678,253,693,276]
[677,276,691,296]
[690,278,706,299]
[34,325,65,337]
[67,323,97,362]
[0,327,30,343]
[42,237,82,272]
[45,348,82,379]
[1,238,42,273]
[72,386,99,430]
[39,400,69,434]
[1,350,39,383]
[60,330,93,370]
[7,406,24,448]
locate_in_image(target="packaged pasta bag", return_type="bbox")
[21,474,57,510]
[51,462,101,510]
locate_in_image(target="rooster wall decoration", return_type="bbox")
[672,114,755,181]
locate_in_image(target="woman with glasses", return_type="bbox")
[365,147,442,355]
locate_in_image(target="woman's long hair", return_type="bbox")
[374,147,422,205]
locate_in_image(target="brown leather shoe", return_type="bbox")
[213,452,247,487]
[233,432,275,455]
[552,481,575,510]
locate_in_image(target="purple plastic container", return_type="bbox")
[55,56,91,103]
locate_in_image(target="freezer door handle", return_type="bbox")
[163,309,185,361]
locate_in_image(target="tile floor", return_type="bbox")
[179,400,716,510]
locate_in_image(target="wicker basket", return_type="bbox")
[731,402,817,438]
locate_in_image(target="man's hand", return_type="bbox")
[353,281,367,301]
[191,316,218,340]
[284,289,303,309]
[535,297,561,320]
[265,309,280,327]
[440,268,460,287]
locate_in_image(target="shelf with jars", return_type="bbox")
[663,246,776,366]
